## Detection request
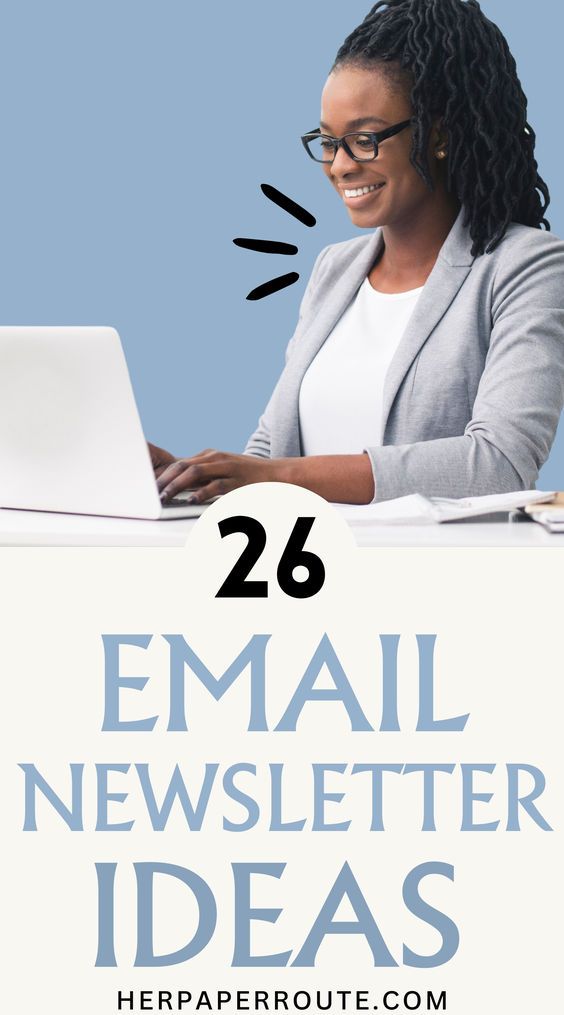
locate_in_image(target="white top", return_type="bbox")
[299,278,423,455]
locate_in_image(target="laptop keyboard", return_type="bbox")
[167,496,194,506]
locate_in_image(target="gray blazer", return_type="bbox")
[245,208,564,502]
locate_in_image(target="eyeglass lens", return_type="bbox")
[306,133,378,163]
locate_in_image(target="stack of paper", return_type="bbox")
[336,490,555,525]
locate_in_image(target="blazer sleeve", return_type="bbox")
[365,232,564,502]
[244,245,331,458]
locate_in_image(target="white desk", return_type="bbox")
[0,506,563,547]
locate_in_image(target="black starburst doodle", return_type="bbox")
[233,185,317,301]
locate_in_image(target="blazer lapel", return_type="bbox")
[379,209,475,442]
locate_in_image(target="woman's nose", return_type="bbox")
[330,142,359,177]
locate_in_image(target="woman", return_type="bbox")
[155,0,564,505]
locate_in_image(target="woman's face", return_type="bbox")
[320,64,444,231]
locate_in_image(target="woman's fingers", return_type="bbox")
[157,462,198,501]
[182,477,237,504]
[148,444,217,484]
[156,451,277,503]
[157,454,228,501]
[147,442,177,477]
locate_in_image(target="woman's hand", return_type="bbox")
[155,449,375,505]
[157,450,281,504]
[148,442,178,478]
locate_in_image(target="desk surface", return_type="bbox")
[0,506,563,547]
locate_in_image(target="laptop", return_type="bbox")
[0,326,207,520]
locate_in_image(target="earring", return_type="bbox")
[436,149,448,160]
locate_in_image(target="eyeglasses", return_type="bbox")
[301,119,412,163]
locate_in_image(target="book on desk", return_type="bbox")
[520,492,564,533]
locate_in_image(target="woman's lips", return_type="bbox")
[341,182,385,205]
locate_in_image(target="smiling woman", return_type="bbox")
[154,0,564,506]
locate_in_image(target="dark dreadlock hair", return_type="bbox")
[333,0,550,256]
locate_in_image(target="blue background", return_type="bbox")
[1,0,563,486]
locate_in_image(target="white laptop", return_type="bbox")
[0,326,206,520]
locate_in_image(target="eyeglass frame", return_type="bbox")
[301,119,413,163]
